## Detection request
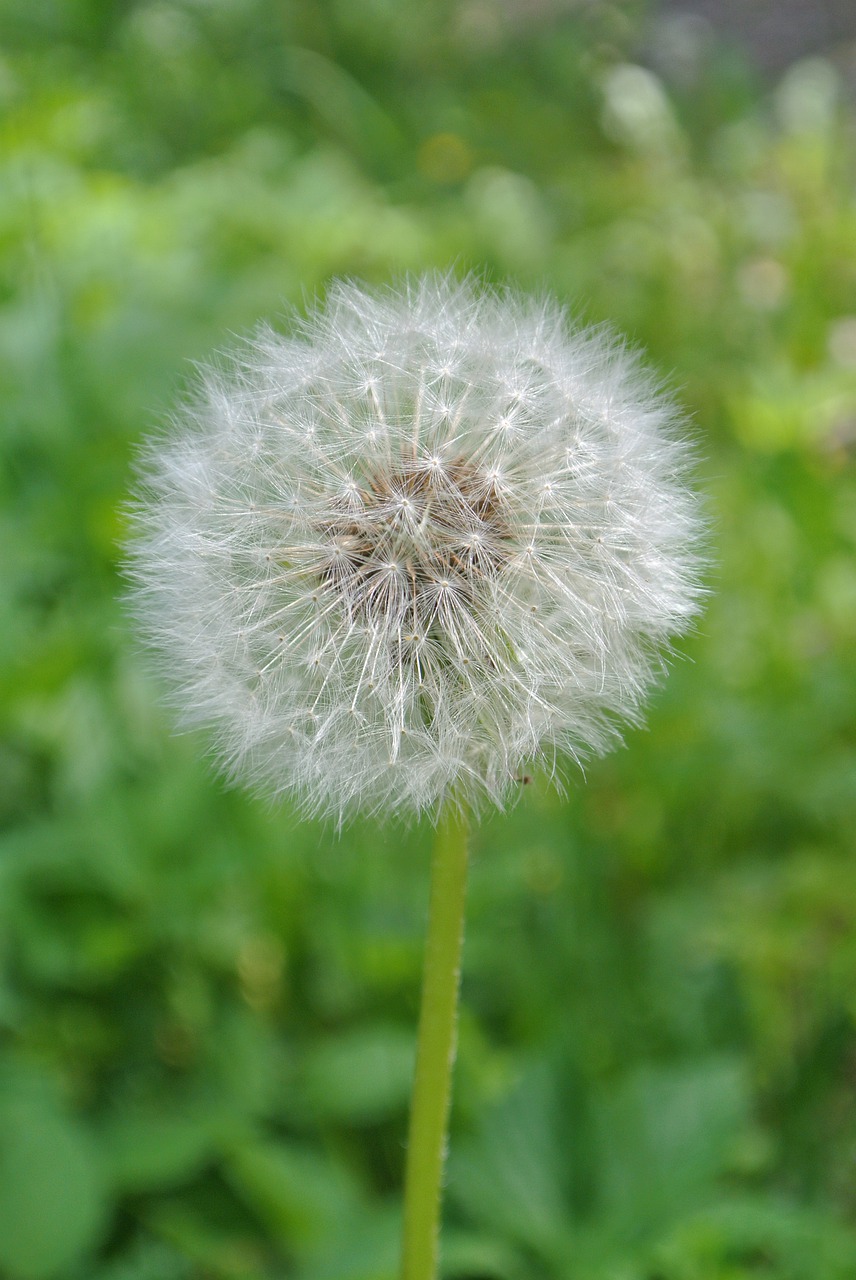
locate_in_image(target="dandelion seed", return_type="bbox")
[125,275,704,821]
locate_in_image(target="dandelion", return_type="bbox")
[126,275,703,822]
[125,274,704,1280]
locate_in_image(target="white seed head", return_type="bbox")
[125,275,705,821]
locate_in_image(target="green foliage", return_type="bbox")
[0,1065,107,1277]
[2,0,856,1276]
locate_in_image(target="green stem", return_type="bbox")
[401,807,470,1280]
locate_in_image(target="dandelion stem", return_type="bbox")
[401,806,470,1280]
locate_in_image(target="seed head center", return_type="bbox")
[319,456,511,626]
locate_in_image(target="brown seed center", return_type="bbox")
[318,455,512,627]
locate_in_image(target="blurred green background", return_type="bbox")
[2,1,856,1277]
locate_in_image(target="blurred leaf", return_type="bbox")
[302,1022,414,1123]
[448,1061,569,1260]
[101,1096,228,1194]
[75,1240,195,1280]
[651,1194,856,1280]
[225,1138,363,1250]
[440,1229,528,1280]
[593,1056,750,1232]
[301,1201,401,1280]
[0,1065,107,1278]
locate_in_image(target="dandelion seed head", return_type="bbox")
[126,275,704,821]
